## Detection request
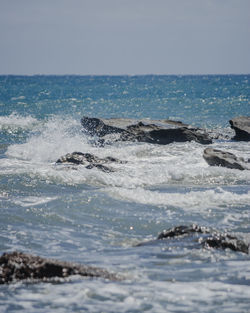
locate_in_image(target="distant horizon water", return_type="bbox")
[1,72,250,76]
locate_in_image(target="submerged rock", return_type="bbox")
[138,224,249,254]
[203,148,250,170]
[229,116,250,141]
[0,251,120,284]
[56,152,125,172]
[81,117,212,145]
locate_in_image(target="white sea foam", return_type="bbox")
[13,196,58,207]
[3,115,250,190]
[104,187,250,210]
[3,276,250,313]
[6,115,89,162]
[0,112,38,131]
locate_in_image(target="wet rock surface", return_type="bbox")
[0,252,120,284]
[203,148,250,170]
[56,152,126,172]
[81,117,125,137]
[157,224,210,239]
[229,116,250,141]
[81,117,212,145]
[138,224,249,254]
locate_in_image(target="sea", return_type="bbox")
[0,75,250,313]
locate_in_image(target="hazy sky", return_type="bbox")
[0,0,249,75]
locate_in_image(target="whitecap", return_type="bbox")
[0,112,38,131]
[12,196,58,207]
[103,187,250,210]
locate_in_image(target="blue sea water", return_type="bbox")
[0,75,250,312]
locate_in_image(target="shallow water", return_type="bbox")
[0,75,250,312]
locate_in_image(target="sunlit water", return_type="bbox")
[0,75,250,312]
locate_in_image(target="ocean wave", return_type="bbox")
[5,115,87,162]
[2,276,250,313]
[103,187,250,210]
[1,115,249,189]
[12,196,58,207]
[0,112,38,132]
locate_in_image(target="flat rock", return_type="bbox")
[137,224,249,254]
[56,152,126,172]
[229,116,250,141]
[81,117,212,145]
[203,148,250,170]
[0,251,120,284]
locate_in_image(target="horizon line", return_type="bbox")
[0,73,250,77]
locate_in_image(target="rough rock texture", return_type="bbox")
[138,224,249,254]
[157,224,210,239]
[81,117,212,145]
[56,152,126,172]
[203,148,250,171]
[81,117,125,137]
[229,116,250,141]
[0,251,120,284]
[157,224,249,253]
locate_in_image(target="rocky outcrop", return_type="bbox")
[138,224,249,254]
[81,117,212,145]
[229,116,250,141]
[157,224,210,239]
[56,152,126,172]
[81,117,125,137]
[203,148,250,170]
[0,251,120,284]
[158,224,249,253]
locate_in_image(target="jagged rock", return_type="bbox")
[81,117,212,145]
[156,224,210,239]
[56,152,126,172]
[203,148,250,170]
[138,224,249,254]
[203,235,249,253]
[229,116,250,141]
[0,251,120,284]
[81,117,125,137]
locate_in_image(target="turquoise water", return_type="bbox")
[0,75,250,312]
[1,75,249,125]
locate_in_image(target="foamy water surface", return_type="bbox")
[0,75,250,313]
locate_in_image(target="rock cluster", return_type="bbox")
[138,224,249,254]
[56,152,125,172]
[2,117,249,285]
[1,223,248,285]
[0,251,120,284]
[81,116,212,145]
[55,116,250,172]
[80,115,250,144]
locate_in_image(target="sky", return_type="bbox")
[0,0,249,75]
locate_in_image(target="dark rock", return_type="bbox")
[138,224,249,254]
[229,116,250,141]
[204,235,249,253]
[56,152,126,172]
[81,117,125,137]
[81,117,212,145]
[121,121,212,145]
[0,251,120,284]
[203,148,249,171]
[157,224,210,239]
[146,127,211,145]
